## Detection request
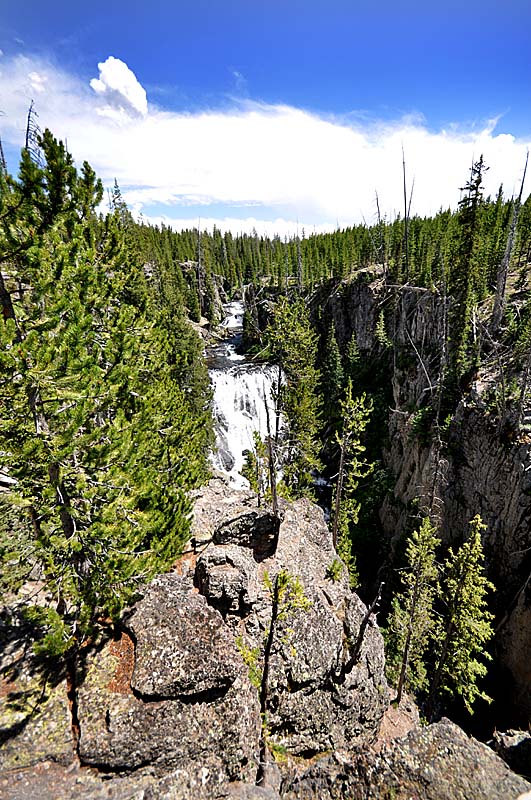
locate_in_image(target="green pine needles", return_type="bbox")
[428,515,495,715]
[385,517,439,703]
[331,379,373,588]
[385,514,495,717]
[0,130,211,653]
[264,295,322,498]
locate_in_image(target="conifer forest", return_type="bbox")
[1,125,531,796]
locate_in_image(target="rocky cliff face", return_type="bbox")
[192,480,389,756]
[322,273,531,723]
[2,479,527,799]
[0,481,386,798]
[282,717,531,800]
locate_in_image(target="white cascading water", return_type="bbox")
[208,301,279,488]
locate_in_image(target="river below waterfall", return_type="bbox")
[207,301,278,488]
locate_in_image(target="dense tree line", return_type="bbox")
[137,181,531,319]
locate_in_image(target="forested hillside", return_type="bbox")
[1,128,531,732]
[138,158,531,317]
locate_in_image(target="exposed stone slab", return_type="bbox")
[193,483,389,757]
[282,718,531,800]
[77,575,261,787]
[127,574,241,698]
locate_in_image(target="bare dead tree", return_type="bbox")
[492,150,529,329]
[264,392,279,517]
[375,190,387,283]
[346,582,384,668]
[296,222,303,291]
[283,236,289,291]
[196,220,203,316]
[24,101,43,166]
[402,146,410,281]
[0,136,6,174]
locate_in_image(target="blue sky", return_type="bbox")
[1,1,530,235]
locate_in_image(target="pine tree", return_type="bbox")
[264,296,321,498]
[320,320,344,409]
[0,131,211,653]
[241,431,268,504]
[331,380,373,586]
[343,333,361,380]
[448,157,488,383]
[385,517,439,704]
[427,515,495,716]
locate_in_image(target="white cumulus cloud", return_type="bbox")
[89,56,148,118]
[0,54,529,236]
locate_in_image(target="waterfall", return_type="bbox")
[208,302,279,488]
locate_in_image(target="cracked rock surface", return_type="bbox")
[1,479,529,800]
[194,481,389,755]
[282,718,531,800]
[77,574,260,783]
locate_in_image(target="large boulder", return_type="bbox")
[127,574,242,697]
[77,573,261,788]
[491,728,531,777]
[282,718,531,800]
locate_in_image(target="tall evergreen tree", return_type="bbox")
[331,380,373,586]
[427,515,495,716]
[448,156,488,382]
[319,320,344,411]
[385,517,439,704]
[0,131,211,653]
[264,296,321,497]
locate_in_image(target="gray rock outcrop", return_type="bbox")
[492,729,531,778]
[381,346,531,722]
[1,477,529,800]
[77,573,261,786]
[321,274,531,722]
[283,718,530,800]
[128,574,243,698]
[193,480,389,755]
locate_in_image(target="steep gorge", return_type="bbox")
[318,270,531,725]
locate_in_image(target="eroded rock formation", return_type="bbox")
[282,718,530,800]
[319,274,531,723]
[0,479,529,799]
[193,480,389,756]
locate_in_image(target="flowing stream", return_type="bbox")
[208,301,278,488]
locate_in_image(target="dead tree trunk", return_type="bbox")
[402,147,410,282]
[492,151,529,330]
[264,394,279,517]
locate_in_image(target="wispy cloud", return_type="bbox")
[231,69,248,97]
[0,54,529,236]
